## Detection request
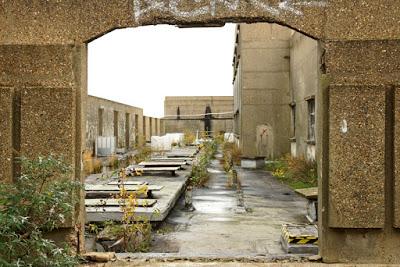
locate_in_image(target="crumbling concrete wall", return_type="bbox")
[86,96,143,154]
[0,44,88,251]
[233,23,292,159]
[163,96,234,135]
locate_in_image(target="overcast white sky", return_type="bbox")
[88,24,236,118]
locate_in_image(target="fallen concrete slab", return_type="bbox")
[107,180,147,185]
[139,161,187,168]
[85,198,157,207]
[86,176,188,223]
[151,157,193,163]
[166,148,198,158]
[85,184,163,191]
[127,166,181,176]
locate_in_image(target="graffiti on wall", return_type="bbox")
[133,0,327,22]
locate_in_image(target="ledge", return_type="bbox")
[305,140,316,145]
[304,95,315,101]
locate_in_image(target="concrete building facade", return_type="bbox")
[86,95,143,154]
[86,95,160,152]
[233,23,292,159]
[289,32,321,161]
[233,24,320,161]
[162,96,234,136]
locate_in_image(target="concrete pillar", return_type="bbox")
[0,44,87,252]
[319,40,400,263]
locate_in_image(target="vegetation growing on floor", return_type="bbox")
[265,154,318,189]
[93,169,152,253]
[183,130,196,146]
[189,139,218,187]
[114,169,152,252]
[133,146,152,164]
[83,150,102,175]
[221,142,242,173]
[107,154,120,169]
[0,156,81,267]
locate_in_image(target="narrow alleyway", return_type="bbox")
[149,153,309,258]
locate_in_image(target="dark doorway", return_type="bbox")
[125,113,130,149]
[204,105,212,136]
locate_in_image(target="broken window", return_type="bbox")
[307,97,315,142]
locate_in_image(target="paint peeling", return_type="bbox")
[133,0,327,22]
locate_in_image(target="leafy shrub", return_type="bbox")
[0,155,81,267]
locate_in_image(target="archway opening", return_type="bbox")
[84,22,323,258]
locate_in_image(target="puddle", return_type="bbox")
[193,202,235,214]
[193,195,235,202]
[207,168,224,174]
[207,217,238,222]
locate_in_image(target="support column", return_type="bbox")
[319,40,400,263]
[0,44,87,252]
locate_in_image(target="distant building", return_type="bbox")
[233,23,320,161]
[86,95,160,155]
[162,96,234,136]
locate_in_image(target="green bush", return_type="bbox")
[0,155,81,267]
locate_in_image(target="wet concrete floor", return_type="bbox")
[149,155,309,258]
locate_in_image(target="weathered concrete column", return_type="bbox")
[318,40,400,263]
[0,44,87,251]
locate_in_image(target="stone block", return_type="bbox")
[325,40,400,85]
[240,157,265,169]
[0,45,75,87]
[0,87,14,182]
[20,87,76,166]
[281,224,318,255]
[328,85,386,228]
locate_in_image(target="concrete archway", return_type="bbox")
[1,1,400,263]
